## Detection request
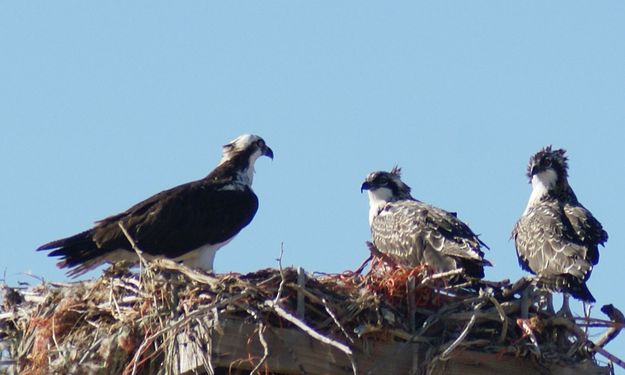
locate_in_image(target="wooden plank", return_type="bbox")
[431,351,610,375]
[179,318,611,375]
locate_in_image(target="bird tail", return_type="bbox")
[37,230,105,277]
[460,260,486,279]
[536,274,596,303]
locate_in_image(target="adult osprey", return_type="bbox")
[38,134,273,277]
[512,146,607,303]
[361,167,489,279]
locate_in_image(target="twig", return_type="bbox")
[594,304,625,349]
[108,282,123,317]
[273,243,286,304]
[416,300,463,337]
[562,304,625,370]
[0,311,16,321]
[352,254,372,276]
[420,269,464,285]
[287,283,323,305]
[79,335,103,365]
[297,267,306,320]
[574,318,625,328]
[387,329,431,343]
[488,295,508,343]
[265,300,357,375]
[51,315,61,353]
[593,346,625,370]
[118,222,151,284]
[249,322,269,374]
[321,297,355,344]
[153,258,221,289]
[502,276,532,298]
[440,299,487,360]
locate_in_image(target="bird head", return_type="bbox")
[216,134,273,186]
[220,134,273,165]
[526,145,568,189]
[361,166,413,203]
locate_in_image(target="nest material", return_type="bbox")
[0,257,619,375]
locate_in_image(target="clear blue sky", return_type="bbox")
[1,1,624,370]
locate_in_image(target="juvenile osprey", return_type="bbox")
[361,167,489,279]
[38,134,273,277]
[512,146,607,302]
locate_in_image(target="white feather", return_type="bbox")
[68,239,233,277]
[524,168,558,215]
[367,187,394,226]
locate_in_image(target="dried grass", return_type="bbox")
[0,256,621,375]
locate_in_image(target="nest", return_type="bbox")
[0,255,621,375]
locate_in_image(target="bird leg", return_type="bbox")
[543,292,555,315]
[583,302,592,321]
[556,293,573,318]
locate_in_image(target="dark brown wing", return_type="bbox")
[38,179,259,267]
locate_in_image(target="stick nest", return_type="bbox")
[0,257,619,375]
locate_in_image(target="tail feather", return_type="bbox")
[37,229,92,251]
[536,274,596,303]
[37,230,106,274]
[460,259,486,279]
[456,255,492,280]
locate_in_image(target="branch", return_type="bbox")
[265,300,357,375]
[594,304,625,349]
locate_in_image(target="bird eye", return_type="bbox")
[256,139,265,148]
[377,176,388,185]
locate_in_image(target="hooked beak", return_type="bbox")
[529,164,538,176]
[529,162,545,178]
[360,181,371,193]
[263,146,274,160]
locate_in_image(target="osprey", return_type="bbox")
[361,167,489,279]
[38,134,273,277]
[512,146,607,303]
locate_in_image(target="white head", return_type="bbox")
[218,134,273,185]
[220,134,272,163]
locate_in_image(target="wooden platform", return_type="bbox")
[178,318,610,375]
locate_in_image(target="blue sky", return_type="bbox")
[1,1,624,370]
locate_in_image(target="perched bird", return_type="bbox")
[512,146,607,303]
[38,134,273,277]
[361,167,489,279]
